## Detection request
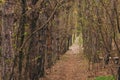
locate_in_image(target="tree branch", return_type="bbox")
[20,2,60,51]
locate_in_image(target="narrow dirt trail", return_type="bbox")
[41,38,88,80]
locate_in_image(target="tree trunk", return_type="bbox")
[1,1,14,80]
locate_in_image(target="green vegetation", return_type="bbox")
[95,76,115,80]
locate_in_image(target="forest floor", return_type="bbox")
[40,38,89,80]
[40,38,115,80]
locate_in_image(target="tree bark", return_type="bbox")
[1,1,14,80]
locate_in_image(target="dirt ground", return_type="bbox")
[40,41,89,80]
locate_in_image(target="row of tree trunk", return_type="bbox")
[78,0,120,80]
[0,0,77,80]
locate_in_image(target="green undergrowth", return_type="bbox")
[94,76,115,80]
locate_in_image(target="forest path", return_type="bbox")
[41,37,88,80]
